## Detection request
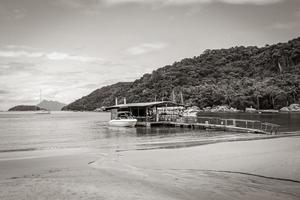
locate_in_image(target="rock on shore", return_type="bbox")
[280,104,300,112]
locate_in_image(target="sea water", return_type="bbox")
[0,111,299,156]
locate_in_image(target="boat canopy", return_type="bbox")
[104,101,182,111]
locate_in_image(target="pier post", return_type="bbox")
[232,119,236,127]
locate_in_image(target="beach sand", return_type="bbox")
[0,137,300,200]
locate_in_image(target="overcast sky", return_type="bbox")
[0,0,299,110]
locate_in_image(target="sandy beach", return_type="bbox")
[0,136,300,200]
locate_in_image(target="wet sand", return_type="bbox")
[1,137,300,200]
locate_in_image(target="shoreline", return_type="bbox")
[0,135,300,199]
[115,136,300,181]
[1,131,300,158]
[117,131,300,151]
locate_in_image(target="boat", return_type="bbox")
[36,110,51,114]
[245,106,257,113]
[183,106,200,117]
[183,110,198,117]
[108,111,137,127]
[35,90,51,114]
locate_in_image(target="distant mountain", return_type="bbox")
[8,105,43,111]
[63,37,300,111]
[37,100,66,111]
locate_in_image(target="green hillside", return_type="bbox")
[62,37,300,111]
[8,105,43,111]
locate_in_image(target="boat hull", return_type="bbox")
[108,119,137,127]
[35,110,51,114]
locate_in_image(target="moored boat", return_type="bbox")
[35,90,51,114]
[36,110,51,114]
[183,106,200,117]
[108,111,137,127]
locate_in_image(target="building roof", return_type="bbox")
[104,101,182,110]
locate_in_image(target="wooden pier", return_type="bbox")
[136,117,280,135]
[104,101,280,135]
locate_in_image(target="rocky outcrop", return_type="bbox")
[280,104,300,112]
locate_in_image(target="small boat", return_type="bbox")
[245,106,258,113]
[35,90,51,114]
[108,111,137,127]
[183,106,200,117]
[36,110,51,114]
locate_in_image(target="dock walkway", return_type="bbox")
[136,116,280,135]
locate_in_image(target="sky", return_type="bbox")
[0,0,299,110]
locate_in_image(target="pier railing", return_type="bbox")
[136,115,280,134]
[182,116,280,135]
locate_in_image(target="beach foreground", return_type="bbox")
[0,136,300,200]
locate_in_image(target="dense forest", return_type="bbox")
[62,37,300,111]
[8,105,43,111]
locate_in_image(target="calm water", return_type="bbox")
[198,112,300,132]
[0,111,299,155]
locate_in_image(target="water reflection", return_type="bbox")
[198,112,300,132]
[0,111,299,155]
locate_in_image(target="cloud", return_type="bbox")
[57,0,284,8]
[106,0,283,6]
[269,22,299,30]
[45,52,102,62]
[0,89,9,94]
[295,11,300,18]
[56,0,100,8]
[0,5,27,20]
[0,62,41,76]
[217,0,283,5]
[11,8,27,19]
[0,57,151,110]
[125,42,167,55]
[0,50,43,58]
[0,49,102,63]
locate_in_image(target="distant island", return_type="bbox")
[37,100,66,111]
[8,100,66,111]
[8,105,44,111]
[62,37,300,111]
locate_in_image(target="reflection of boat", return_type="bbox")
[108,111,137,127]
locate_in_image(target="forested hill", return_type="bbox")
[62,37,300,111]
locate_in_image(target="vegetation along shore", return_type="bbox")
[63,37,300,111]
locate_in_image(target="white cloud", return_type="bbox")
[45,52,102,62]
[218,0,283,5]
[0,49,102,63]
[0,5,27,20]
[269,22,299,30]
[125,42,167,55]
[105,0,283,6]
[58,0,284,7]
[0,58,151,110]
[0,50,43,58]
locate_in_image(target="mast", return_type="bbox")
[180,91,184,104]
[171,89,176,103]
[40,89,42,104]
